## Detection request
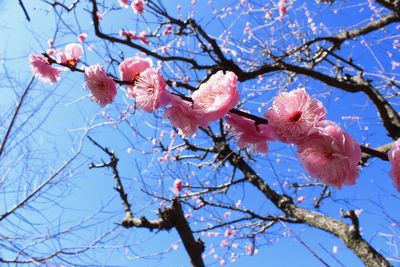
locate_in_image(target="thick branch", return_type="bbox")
[215,142,391,267]
[88,137,205,267]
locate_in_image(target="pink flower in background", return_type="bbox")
[134,68,171,112]
[164,95,201,138]
[29,54,63,84]
[119,0,129,8]
[118,56,152,97]
[297,121,361,189]
[173,179,183,194]
[265,88,326,144]
[192,70,239,126]
[132,0,144,14]
[388,139,400,191]
[225,113,275,153]
[96,11,103,21]
[64,43,83,60]
[56,43,84,67]
[84,64,117,107]
[77,33,88,43]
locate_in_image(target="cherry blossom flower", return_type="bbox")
[134,68,171,112]
[84,64,117,107]
[173,179,183,194]
[132,0,144,14]
[29,54,63,84]
[226,113,275,153]
[388,139,400,191]
[77,33,88,43]
[245,244,254,255]
[297,121,361,189]
[192,71,239,126]
[64,43,83,60]
[96,11,103,21]
[265,88,326,144]
[119,0,129,8]
[56,43,84,68]
[164,95,201,138]
[118,56,152,97]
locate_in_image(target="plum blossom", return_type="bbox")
[120,30,149,45]
[55,43,84,68]
[297,121,361,189]
[192,71,239,126]
[29,54,63,84]
[132,0,144,14]
[119,0,129,8]
[164,95,201,138]
[118,56,152,97]
[173,179,183,194]
[265,88,326,144]
[134,68,171,112]
[226,113,275,153]
[77,33,88,43]
[84,64,117,107]
[388,139,400,191]
[64,43,83,60]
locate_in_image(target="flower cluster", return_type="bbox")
[265,89,361,188]
[30,43,398,192]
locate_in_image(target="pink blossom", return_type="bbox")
[220,240,228,248]
[192,71,239,126]
[119,0,129,8]
[29,54,63,84]
[173,179,183,194]
[134,68,171,112]
[118,56,152,97]
[265,88,326,144]
[164,95,201,138]
[56,43,84,67]
[163,24,173,35]
[119,30,149,45]
[297,121,361,189]
[84,64,117,107]
[297,196,306,203]
[96,11,103,21]
[64,43,83,60]
[226,113,275,153]
[245,244,254,255]
[132,0,144,14]
[388,139,400,191]
[77,33,88,43]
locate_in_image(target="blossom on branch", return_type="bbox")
[173,179,183,194]
[77,33,88,43]
[388,139,400,191]
[132,0,144,14]
[192,71,239,126]
[119,0,129,8]
[29,54,64,84]
[55,43,84,68]
[265,88,326,144]
[226,113,275,153]
[297,121,361,189]
[84,64,117,107]
[118,56,152,97]
[164,95,201,138]
[134,68,171,112]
